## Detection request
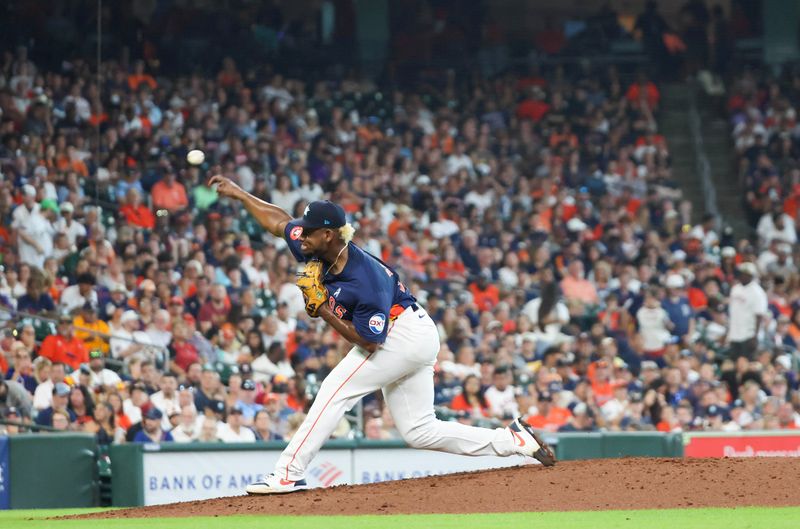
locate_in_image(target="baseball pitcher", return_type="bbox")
[209,175,555,494]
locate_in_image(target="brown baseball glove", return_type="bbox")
[296,260,328,317]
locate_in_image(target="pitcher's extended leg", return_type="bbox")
[383,365,523,457]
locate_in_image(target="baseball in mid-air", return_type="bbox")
[187,149,205,165]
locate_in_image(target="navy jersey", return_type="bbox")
[284,222,416,343]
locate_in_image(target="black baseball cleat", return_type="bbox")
[507,417,557,467]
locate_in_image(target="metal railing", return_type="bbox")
[687,81,722,232]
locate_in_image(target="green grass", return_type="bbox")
[2,507,797,529]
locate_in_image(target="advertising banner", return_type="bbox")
[0,437,9,509]
[352,449,525,484]
[684,432,800,458]
[141,446,527,505]
[142,448,350,505]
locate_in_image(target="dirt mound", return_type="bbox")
[77,457,800,518]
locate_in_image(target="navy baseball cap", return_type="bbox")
[295,201,346,229]
[145,407,163,420]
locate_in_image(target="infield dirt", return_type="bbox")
[78,457,800,518]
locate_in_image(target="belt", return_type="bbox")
[389,302,419,322]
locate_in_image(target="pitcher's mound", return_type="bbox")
[78,457,800,518]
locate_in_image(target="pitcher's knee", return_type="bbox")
[401,423,440,449]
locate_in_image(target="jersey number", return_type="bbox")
[328,296,347,319]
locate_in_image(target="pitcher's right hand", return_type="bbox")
[208,175,243,200]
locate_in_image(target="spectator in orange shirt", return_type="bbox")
[525,391,572,432]
[449,375,491,418]
[128,60,157,91]
[625,77,660,110]
[778,402,797,430]
[357,116,384,144]
[437,246,467,283]
[387,205,413,238]
[516,86,550,122]
[588,360,615,407]
[151,170,188,212]
[39,314,89,371]
[120,188,155,229]
[468,272,500,312]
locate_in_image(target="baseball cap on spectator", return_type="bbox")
[40,199,59,213]
[570,402,592,417]
[58,313,73,324]
[228,407,244,415]
[77,273,96,285]
[566,217,588,232]
[241,379,256,391]
[53,382,71,396]
[775,355,792,371]
[705,405,723,418]
[264,393,280,403]
[721,246,736,258]
[206,400,226,415]
[221,323,235,340]
[22,184,36,197]
[89,349,103,360]
[737,262,758,277]
[665,274,685,289]
[82,300,98,312]
[294,200,346,229]
[184,260,203,274]
[641,360,659,371]
[140,279,156,292]
[613,358,630,371]
[60,201,74,214]
[121,311,139,324]
[671,249,687,262]
[538,391,553,402]
[416,175,431,186]
[144,407,163,420]
[169,296,184,306]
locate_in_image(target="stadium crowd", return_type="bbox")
[0,42,798,445]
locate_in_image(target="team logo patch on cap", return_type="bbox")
[368,313,386,334]
[290,226,303,240]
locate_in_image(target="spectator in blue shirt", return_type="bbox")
[234,379,263,425]
[35,382,76,427]
[16,274,56,314]
[662,274,695,343]
[133,407,174,443]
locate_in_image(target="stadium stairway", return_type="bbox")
[696,93,752,238]
[660,84,706,225]
[661,83,751,237]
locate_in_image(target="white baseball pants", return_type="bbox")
[273,305,519,482]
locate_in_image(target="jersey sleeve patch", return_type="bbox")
[283,221,307,263]
[368,313,386,334]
